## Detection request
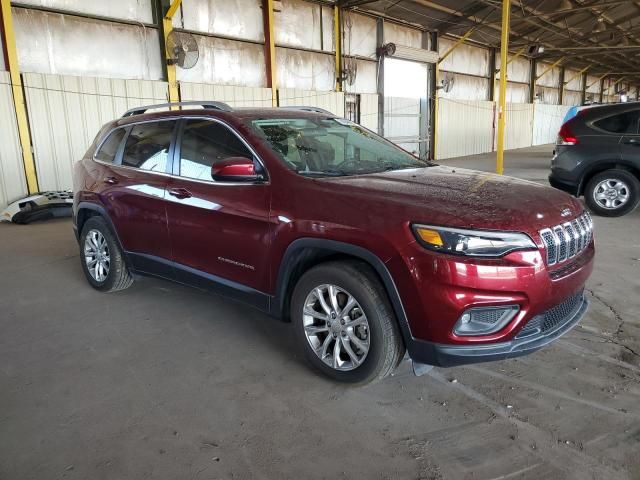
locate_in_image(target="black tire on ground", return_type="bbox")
[291,260,405,385]
[79,216,133,292]
[584,169,640,217]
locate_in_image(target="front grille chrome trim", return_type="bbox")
[539,213,593,267]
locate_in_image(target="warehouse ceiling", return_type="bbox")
[337,0,640,76]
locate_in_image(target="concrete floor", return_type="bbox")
[1,145,639,480]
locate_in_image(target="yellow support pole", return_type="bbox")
[0,0,38,193]
[433,62,440,160]
[496,0,510,175]
[536,57,565,81]
[439,28,475,63]
[263,0,277,106]
[163,0,182,107]
[334,6,342,92]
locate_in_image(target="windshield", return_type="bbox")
[249,117,431,176]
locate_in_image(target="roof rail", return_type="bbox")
[281,106,334,115]
[122,101,233,117]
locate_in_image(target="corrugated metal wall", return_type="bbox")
[360,93,379,133]
[0,72,28,210]
[436,98,495,159]
[532,104,571,146]
[23,73,168,191]
[504,103,534,150]
[180,82,272,107]
[278,88,345,116]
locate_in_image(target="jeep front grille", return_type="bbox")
[539,212,593,266]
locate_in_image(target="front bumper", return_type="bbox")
[408,291,588,367]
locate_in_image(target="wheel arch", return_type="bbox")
[76,202,129,266]
[579,161,640,196]
[272,238,413,345]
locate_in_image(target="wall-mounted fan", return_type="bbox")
[166,31,199,69]
[437,74,455,93]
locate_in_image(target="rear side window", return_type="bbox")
[122,121,176,172]
[95,128,126,163]
[593,111,640,134]
[178,119,254,180]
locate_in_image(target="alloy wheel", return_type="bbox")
[593,179,630,210]
[84,229,110,282]
[302,284,370,371]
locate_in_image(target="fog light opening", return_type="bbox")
[454,305,519,336]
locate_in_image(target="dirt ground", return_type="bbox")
[1,145,639,479]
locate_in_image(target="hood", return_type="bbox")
[319,166,583,234]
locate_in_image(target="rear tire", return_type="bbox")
[585,169,640,217]
[79,216,133,292]
[291,260,405,385]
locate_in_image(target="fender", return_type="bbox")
[578,160,640,196]
[76,201,131,268]
[272,238,414,346]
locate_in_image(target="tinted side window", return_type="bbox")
[178,119,254,180]
[593,111,640,134]
[122,121,176,172]
[95,128,126,163]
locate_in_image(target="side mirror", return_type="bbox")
[211,157,261,182]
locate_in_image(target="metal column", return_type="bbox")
[163,0,182,105]
[263,0,277,106]
[0,0,38,193]
[334,5,342,92]
[495,0,510,175]
[376,18,384,136]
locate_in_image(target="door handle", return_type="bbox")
[168,187,192,199]
[103,176,118,185]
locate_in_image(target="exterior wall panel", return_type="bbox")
[359,93,379,133]
[180,82,272,107]
[23,73,168,191]
[0,72,28,210]
[172,0,263,42]
[279,88,345,116]
[532,103,571,145]
[14,8,162,80]
[436,98,494,159]
[503,103,533,150]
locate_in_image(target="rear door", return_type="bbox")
[615,110,640,162]
[590,109,640,160]
[101,119,178,275]
[165,118,271,305]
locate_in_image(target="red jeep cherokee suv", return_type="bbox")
[73,101,594,384]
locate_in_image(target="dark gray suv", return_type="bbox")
[550,102,640,217]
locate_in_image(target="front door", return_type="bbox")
[165,118,271,307]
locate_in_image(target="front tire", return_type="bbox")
[291,261,405,384]
[585,169,640,217]
[79,216,133,292]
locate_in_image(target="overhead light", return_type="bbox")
[527,44,544,56]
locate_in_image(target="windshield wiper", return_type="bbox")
[298,169,348,177]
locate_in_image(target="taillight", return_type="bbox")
[557,122,578,146]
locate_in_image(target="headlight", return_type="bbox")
[412,224,536,257]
